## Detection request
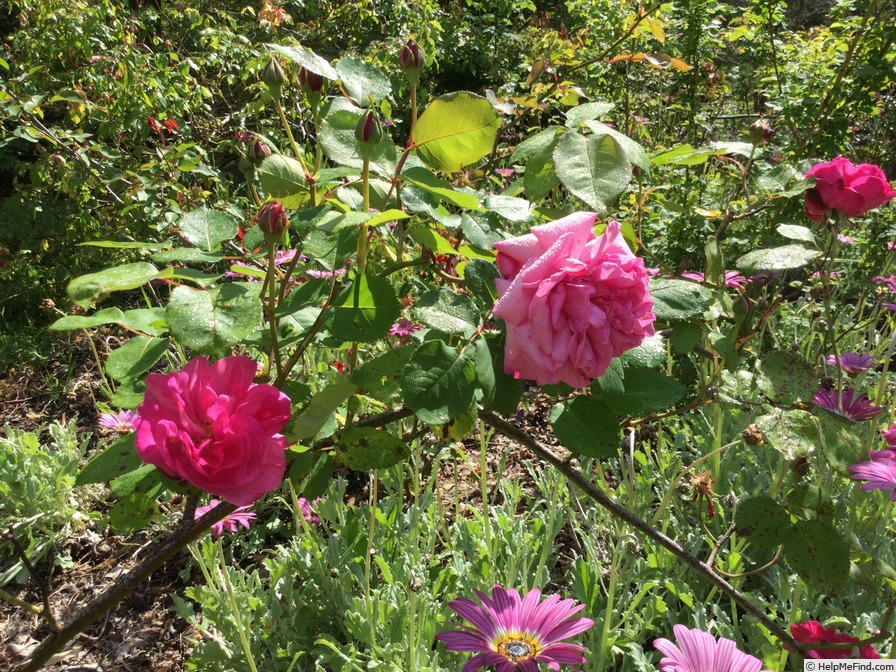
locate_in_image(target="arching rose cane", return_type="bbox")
[435,585,594,671]
[134,355,291,507]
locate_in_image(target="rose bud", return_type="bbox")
[257,201,288,240]
[298,67,325,94]
[250,139,271,165]
[355,110,382,147]
[262,57,286,99]
[748,119,774,145]
[399,38,426,84]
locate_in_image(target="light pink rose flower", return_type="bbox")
[805,156,895,222]
[493,213,655,387]
[135,356,291,506]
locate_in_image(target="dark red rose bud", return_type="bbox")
[355,110,382,151]
[257,201,288,239]
[399,38,426,84]
[250,139,271,165]
[749,119,774,145]
[298,67,325,94]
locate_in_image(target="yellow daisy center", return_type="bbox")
[495,633,540,662]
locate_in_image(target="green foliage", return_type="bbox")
[0,422,90,585]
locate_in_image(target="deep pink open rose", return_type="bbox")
[805,156,895,222]
[790,621,879,659]
[135,356,291,506]
[493,212,655,387]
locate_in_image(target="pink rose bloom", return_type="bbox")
[805,157,896,222]
[493,213,655,387]
[135,356,291,506]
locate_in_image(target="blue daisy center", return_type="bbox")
[496,634,540,662]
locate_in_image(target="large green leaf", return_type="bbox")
[550,396,620,459]
[822,421,868,475]
[553,132,632,211]
[399,340,477,424]
[104,336,169,382]
[736,245,822,273]
[50,307,125,331]
[584,120,651,172]
[334,427,409,471]
[564,102,615,127]
[67,262,164,308]
[598,368,684,416]
[413,289,480,338]
[329,274,401,343]
[784,519,850,590]
[649,278,714,322]
[335,56,391,104]
[291,381,357,441]
[755,408,816,460]
[266,43,338,80]
[736,496,792,549]
[412,92,500,173]
[76,434,142,486]
[257,154,308,198]
[755,351,817,405]
[350,346,415,402]
[178,206,238,252]
[166,283,262,353]
[463,258,501,310]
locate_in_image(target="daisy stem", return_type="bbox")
[596,535,624,672]
[479,418,493,585]
[777,576,803,670]
[216,537,259,672]
[365,470,379,643]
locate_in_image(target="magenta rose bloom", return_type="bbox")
[135,356,291,506]
[805,157,895,222]
[493,213,655,387]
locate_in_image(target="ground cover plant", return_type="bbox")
[1,0,896,670]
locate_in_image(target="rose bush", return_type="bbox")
[804,156,895,222]
[135,356,292,506]
[493,212,655,387]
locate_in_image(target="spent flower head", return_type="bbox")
[435,585,594,671]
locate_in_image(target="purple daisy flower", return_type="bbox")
[194,499,257,538]
[680,271,747,289]
[98,410,139,433]
[811,387,884,422]
[298,497,321,525]
[435,585,594,671]
[654,625,772,672]
[849,454,896,501]
[389,318,423,339]
[873,275,896,293]
[883,423,896,448]
[826,352,875,374]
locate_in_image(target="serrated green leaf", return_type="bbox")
[257,154,308,199]
[600,368,684,416]
[412,92,500,173]
[736,496,792,549]
[104,336,168,382]
[736,245,822,273]
[166,283,262,354]
[399,340,477,425]
[755,408,816,460]
[329,274,401,342]
[350,346,415,402]
[76,434,142,485]
[755,351,817,405]
[649,278,714,322]
[413,289,480,338]
[401,166,481,209]
[554,132,632,211]
[291,381,358,441]
[267,43,338,80]
[550,396,620,458]
[784,519,850,590]
[178,207,238,252]
[67,262,163,308]
[336,56,391,104]
[334,427,409,471]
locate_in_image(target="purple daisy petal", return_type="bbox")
[655,625,772,672]
[849,459,896,500]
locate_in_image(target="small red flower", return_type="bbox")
[163,119,179,133]
[147,116,161,133]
